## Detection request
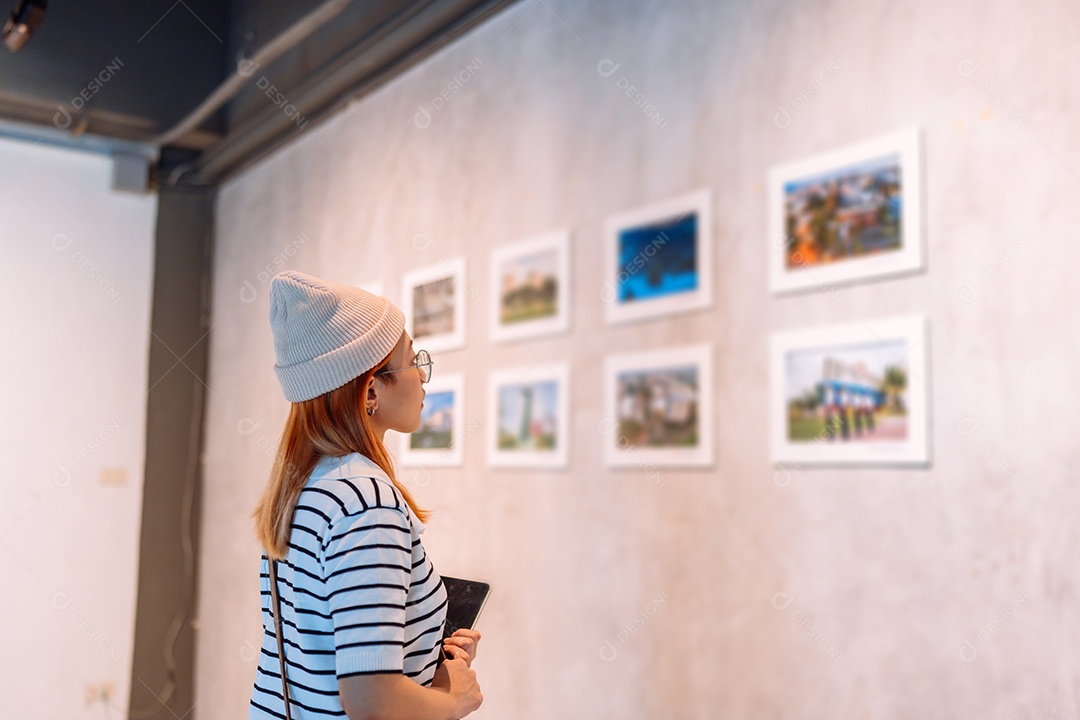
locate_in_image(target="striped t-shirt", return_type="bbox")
[250,452,448,719]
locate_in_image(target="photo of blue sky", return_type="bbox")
[785,339,906,401]
[782,153,900,195]
[420,390,454,422]
[617,212,699,303]
[497,379,558,450]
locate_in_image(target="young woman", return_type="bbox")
[249,270,483,720]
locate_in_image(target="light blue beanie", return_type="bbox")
[269,270,405,402]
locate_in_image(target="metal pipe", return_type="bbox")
[153,0,354,148]
[195,0,441,180]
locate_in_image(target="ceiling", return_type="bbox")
[0,0,516,184]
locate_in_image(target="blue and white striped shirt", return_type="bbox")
[250,452,447,719]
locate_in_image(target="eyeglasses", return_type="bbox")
[376,349,432,384]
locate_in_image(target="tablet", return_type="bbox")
[441,575,491,638]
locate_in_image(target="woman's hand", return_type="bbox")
[441,657,483,717]
[442,629,481,667]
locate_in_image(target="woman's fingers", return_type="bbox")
[447,634,479,652]
[443,641,472,666]
[449,629,481,656]
[444,629,481,667]
[444,637,475,654]
[452,628,481,642]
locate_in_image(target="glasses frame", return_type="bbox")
[376,349,432,384]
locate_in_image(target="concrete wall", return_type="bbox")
[198,0,1080,717]
[0,137,157,717]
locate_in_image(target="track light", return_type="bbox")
[3,0,46,53]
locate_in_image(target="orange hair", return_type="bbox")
[252,354,429,560]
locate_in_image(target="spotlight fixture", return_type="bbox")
[3,0,46,53]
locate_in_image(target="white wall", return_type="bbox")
[200,0,1080,717]
[0,138,157,716]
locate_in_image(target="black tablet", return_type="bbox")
[441,575,491,638]
[439,576,491,663]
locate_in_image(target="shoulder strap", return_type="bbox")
[268,558,293,720]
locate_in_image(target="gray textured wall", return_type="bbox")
[197,0,1080,717]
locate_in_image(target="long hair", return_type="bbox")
[252,353,430,560]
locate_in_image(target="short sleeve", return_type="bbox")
[321,506,413,678]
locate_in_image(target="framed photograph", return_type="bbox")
[602,344,714,468]
[402,258,466,352]
[392,373,465,468]
[603,188,713,324]
[487,363,570,468]
[489,231,571,343]
[769,314,930,466]
[768,127,924,294]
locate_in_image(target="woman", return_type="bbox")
[249,270,483,719]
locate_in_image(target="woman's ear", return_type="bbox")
[365,379,378,415]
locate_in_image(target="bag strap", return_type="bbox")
[268,558,293,720]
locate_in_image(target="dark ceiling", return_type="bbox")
[0,0,516,183]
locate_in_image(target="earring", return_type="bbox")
[367,407,375,416]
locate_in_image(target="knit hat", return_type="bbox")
[268,270,405,402]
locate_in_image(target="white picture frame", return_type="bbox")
[767,127,924,294]
[402,258,466,353]
[602,344,714,468]
[769,314,931,466]
[391,373,465,468]
[487,363,570,469]
[603,188,713,325]
[489,230,571,344]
